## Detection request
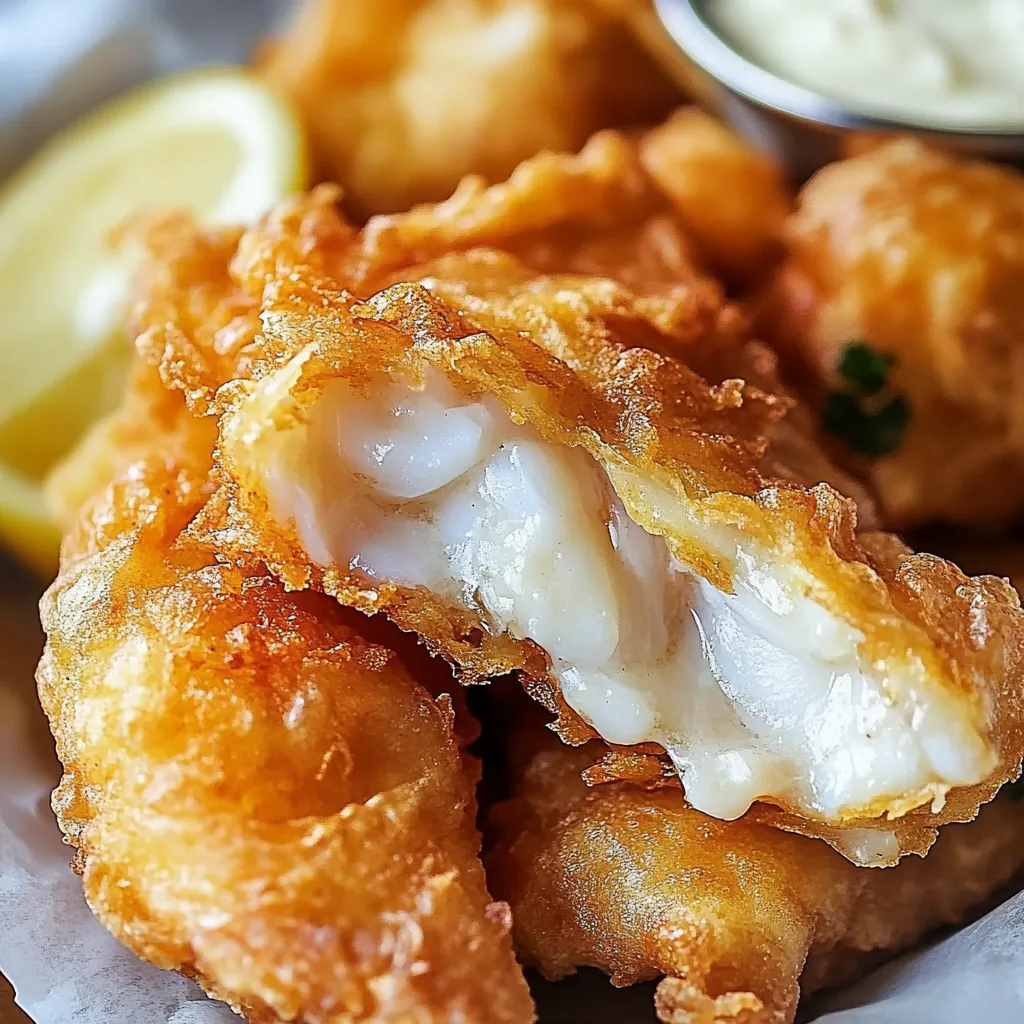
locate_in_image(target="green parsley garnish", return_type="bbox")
[823,340,910,457]
[823,391,910,458]
[835,341,895,398]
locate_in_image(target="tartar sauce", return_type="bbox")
[707,0,1024,127]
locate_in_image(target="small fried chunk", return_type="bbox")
[765,140,1024,529]
[486,725,1024,1024]
[36,368,534,1024]
[639,108,791,287]
[257,0,678,218]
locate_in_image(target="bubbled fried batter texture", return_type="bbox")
[257,0,679,218]
[37,369,534,1023]
[485,726,1024,1024]
[131,119,793,400]
[135,127,866,513]
[128,133,1024,858]
[765,139,1024,530]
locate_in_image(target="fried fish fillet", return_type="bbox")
[257,0,679,218]
[126,139,1024,866]
[485,722,1024,1024]
[37,367,534,1023]
[764,140,1024,530]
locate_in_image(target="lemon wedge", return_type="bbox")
[0,68,307,577]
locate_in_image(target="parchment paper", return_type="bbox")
[1,2,1022,1021]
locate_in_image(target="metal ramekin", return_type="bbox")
[639,0,1024,179]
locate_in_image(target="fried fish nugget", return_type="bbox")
[766,139,1024,530]
[129,151,1024,866]
[485,727,1024,1024]
[639,108,791,287]
[37,370,533,1023]
[257,0,678,218]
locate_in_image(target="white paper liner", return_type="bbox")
[815,890,1024,1021]
[1,2,1023,1021]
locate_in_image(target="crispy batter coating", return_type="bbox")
[124,141,1024,862]
[45,357,217,541]
[133,130,865,512]
[257,0,679,218]
[764,140,1024,530]
[485,725,1024,1024]
[37,369,534,1023]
